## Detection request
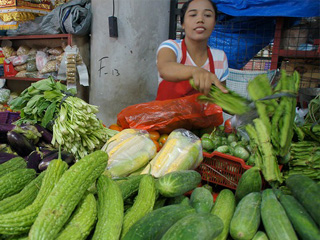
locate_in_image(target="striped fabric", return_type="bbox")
[157,39,229,84]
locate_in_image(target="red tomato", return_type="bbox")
[109,124,123,131]
[224,118,233,133]
[149,131,160,141]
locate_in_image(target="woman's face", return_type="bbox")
[182,0,216,42]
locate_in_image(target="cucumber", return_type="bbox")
[279,194,320,240]
[252,231,268,240]
[211,189,235,240]
[117,174,144,200]
[286,174,320,226]
[230,192,261,240]
[161,213,223,240]
[261,189,298,240]
[235,167,262,203]
[155,170,201,197]
[189,187,213,213]
[165,195,188,205]
[122,204,195,240]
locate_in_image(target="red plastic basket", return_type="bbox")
[197,151,251,190]
[0,112,20,124]
[197,151,283,190]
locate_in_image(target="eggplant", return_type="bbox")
[38,150,75,171]
[0,124,15,144]
[0,152,19,164]
[26,150,43,172]
[34,124,53,144]
[7,131,36,157]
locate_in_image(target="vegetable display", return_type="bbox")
[9,77,118,160]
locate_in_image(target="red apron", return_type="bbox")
[156,39,215,101]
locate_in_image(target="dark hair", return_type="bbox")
[180,0,218,25]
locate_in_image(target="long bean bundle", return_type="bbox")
[190,80,251,115]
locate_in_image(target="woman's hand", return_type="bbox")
[192,68,228,95]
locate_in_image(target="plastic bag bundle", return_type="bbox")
[101,129,157,177]
[141,128,203,178]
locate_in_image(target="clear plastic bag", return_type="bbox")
[101,129,157,177]
[141,128,203,178]
[0,88,10,103]
[15,70,27,78]
[26,61,37,72]
[40,60,59,74]
[36,51,48,72]
[25,71,39,78]
[17,46,30,56]
[11,55,28,66]
[2,46,14,58]
[47,47,64,56]
[14,63,27,71]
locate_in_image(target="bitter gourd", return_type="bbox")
[92,175,124,240]
[0,168,36,201]
[0,157,26,177]
[121,174,156,238]
[56,193,97,240]
[29,150,108,240]
[0,159,68,235]
[0,172,44,214]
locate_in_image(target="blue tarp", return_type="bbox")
[209,15,277,69]
[208,0,319,69]
[214,0,320,17]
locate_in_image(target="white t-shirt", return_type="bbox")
[157,39,229,84]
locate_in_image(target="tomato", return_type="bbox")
[148,131,160,141]
[109,124,123,131]
[224,118,233,133]
[158,134,169,145]
[152,139,161,152]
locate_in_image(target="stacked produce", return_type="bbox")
[196,70,300,185]
[9,77,118,159]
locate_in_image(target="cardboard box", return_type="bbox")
[281,59,320,88]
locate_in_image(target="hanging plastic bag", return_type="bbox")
[117,93,223,134]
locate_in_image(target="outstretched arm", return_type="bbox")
[157,48,227,95]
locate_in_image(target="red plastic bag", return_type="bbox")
[117,93,223,134]
[3,59,18,77]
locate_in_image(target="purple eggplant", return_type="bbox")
[0,152,19,164]
[34,124,53,144]
[26,150,43,172]
[38,150,75,171]
[7,131,36,157]
[0,124,15,144]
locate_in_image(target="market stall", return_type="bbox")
[0,0,319,239]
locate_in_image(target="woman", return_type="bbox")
[156,0,229,101]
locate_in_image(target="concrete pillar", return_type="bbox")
[90,0,170,125]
